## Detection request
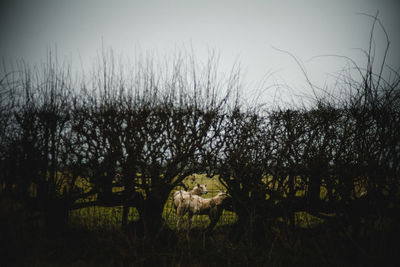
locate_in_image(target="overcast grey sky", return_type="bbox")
[1,0,399,103]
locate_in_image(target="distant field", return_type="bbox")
[69,174,238,229]
[69,173,348,229]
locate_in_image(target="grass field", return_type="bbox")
[68,173,329,230]
[69,173,342,230]
[3,174,395,266]
[69,174,238,229]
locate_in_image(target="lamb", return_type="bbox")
[176,191,230,232]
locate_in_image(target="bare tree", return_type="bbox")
[68,49,237,236]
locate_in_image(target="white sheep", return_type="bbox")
[176,191,230,232]
[173,184,208,212]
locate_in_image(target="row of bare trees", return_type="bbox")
[1,33,399,241]
[213,20,400,242]
[0,52,235,236]
[214,99,399,243]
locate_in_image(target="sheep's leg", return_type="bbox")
[176,215,182,231]
[188,213,194,231]
[176,206,185,231]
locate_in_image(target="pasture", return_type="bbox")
[68,173,330,231]
[69,174,238,230]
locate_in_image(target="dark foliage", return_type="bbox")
[0,17,399,266]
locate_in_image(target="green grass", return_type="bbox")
[70,173,362,230]
[4,174,396,266]
[68,173,337,230]
[69,174,238,230]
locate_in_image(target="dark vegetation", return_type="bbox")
[1,18,399,266]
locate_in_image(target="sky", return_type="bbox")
[1,0,399,104]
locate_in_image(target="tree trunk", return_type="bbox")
[45,197,69,237]
[122,205,130,227]
[138,192,169,237]
[308,174,322,208]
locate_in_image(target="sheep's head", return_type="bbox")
[193,184,208,195]
[217,191,230,197]
[212,191,230,205]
